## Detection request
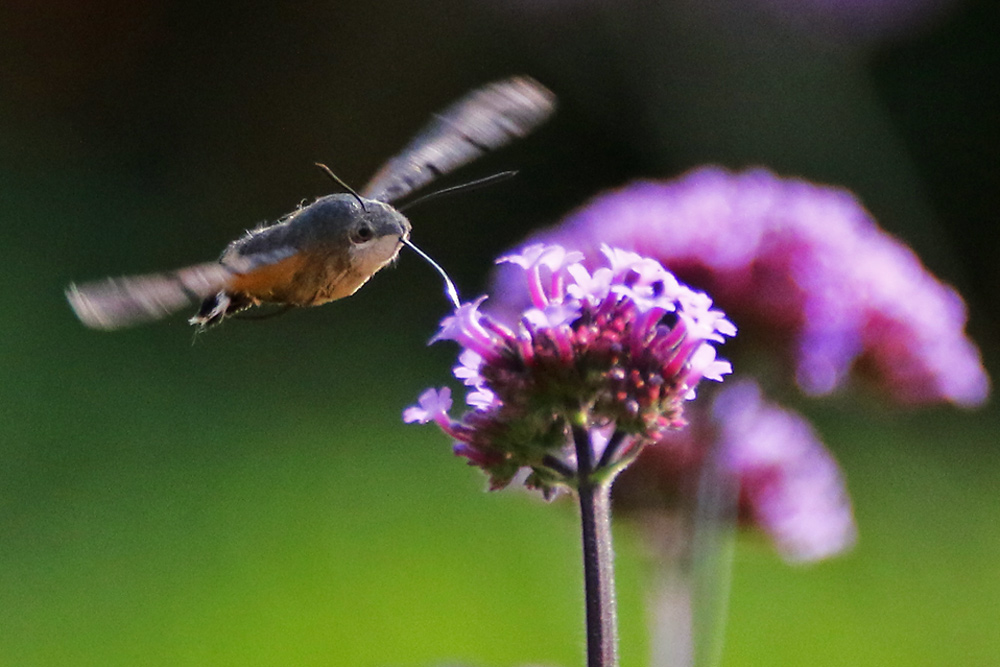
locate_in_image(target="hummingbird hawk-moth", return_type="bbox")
[66,76,556,330]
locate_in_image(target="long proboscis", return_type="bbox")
[401,238,461,309]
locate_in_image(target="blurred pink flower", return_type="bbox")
[488,167,989,408]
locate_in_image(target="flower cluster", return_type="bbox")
[404,244,735,496]
[489,167,989,408]
[485,168,989,562]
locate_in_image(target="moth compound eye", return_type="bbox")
[350,224,375,244]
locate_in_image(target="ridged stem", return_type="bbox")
[574,425,619,667]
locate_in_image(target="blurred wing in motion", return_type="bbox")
[67,250,293,330]
[360,76,556,204]
[67,262,235,331]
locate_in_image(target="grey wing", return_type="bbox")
[66,250,293,330]
[360,76,556,204]
[66,262,237,331]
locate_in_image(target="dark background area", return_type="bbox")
[1,0,997,665]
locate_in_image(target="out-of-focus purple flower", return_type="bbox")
[614,381,857,563]
[714,382,856,562]
[404,243,735,496]
[488,167,989,408]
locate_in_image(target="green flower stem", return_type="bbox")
[574,425,620,667]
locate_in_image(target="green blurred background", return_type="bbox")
[1,0,997,665]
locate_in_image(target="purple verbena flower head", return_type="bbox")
[404,244,735,496]
[488,167,990,408]
[614,380,857,563]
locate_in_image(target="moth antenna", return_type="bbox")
[401,238,461,309]
[398,171,519,212]
[315,162,367,210]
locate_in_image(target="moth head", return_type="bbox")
[346,199,411,274]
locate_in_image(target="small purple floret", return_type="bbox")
[402,387,454,429]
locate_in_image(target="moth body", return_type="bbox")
[194,195,410,327]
